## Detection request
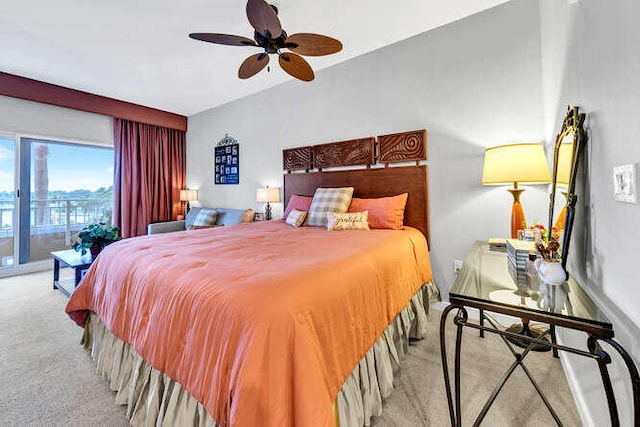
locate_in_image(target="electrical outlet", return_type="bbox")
[613,164,637,204]
[453,260,463,276]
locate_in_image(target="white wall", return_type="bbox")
[540,0,640,425]
[187,0,549,297]
[0,95,113,146]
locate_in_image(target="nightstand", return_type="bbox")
[51,249,95,297]
[440,241,639,426]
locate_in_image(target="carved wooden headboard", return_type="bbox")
[282,130,429,244]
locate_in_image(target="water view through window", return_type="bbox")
[0,136,114,268]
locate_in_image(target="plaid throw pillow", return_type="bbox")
[191,208,219,227]
[306,187,354,227]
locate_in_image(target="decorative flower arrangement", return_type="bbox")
[72,222,122,257]
[529,223,560,244]
[527,223,562,262]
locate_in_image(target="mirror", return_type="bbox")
[547,106,587,270]
[550,136,574,228]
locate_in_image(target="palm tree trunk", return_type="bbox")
[33,143,49,226]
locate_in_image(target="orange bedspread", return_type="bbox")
[66,221,432,426]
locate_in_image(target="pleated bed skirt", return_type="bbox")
[82,281,439,427]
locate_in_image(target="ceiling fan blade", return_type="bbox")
[246,0,282,38]
[238,53,270,79]
[279,53,314,82]
[189,33,257,47]
[285,33,343,56]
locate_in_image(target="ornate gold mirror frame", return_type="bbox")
[547,106,587,270]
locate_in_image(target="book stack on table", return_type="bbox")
[488,238,507,252]
[506,239,538,287]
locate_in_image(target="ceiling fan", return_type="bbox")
[189,0,342,82]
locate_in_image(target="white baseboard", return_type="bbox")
[557,344,594,427]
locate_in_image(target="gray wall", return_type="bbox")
[540,0,640,425]
[187,0,549,298]
[0,95,113,146]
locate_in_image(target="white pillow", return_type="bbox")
[285,209,307,228]
[327,211,370,231]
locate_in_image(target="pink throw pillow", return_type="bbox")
[282,194,313,219]
[348,193,408,229]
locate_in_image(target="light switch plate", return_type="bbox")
[613,164,637,204]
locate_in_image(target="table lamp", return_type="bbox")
[256,186,280,220]
[482,143,551,238]
[180,189,198,215]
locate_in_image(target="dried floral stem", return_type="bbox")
[536,239,561,262]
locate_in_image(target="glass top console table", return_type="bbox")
[440,241,639,426]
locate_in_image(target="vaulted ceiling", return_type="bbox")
[0,0,509,116]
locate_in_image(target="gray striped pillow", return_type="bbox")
[191,208,219,227]
[305,187,354,227]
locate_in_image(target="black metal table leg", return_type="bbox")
[589,336,640,427]
[74,267,82,287]
[474,356,521,426]
[454,308,468,427]
[550,324,559,358]
[53,258,60,289]
[588,336,619,426]
[603,338,640,427]
[440,304,459,426]
[472,318,562,426]
[441,304,469,426]
[479,308,484,338]
[518,358,563,425]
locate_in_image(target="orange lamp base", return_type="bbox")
[508,187,526,239]
[511,201,526,238]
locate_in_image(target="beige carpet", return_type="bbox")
[0,271,581,426]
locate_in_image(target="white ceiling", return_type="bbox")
[0,0,509,116]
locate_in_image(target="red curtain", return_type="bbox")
[113,119,185,238]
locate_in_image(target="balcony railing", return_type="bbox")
[0,198,113,245]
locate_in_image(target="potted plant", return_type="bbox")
[72,222,123,258]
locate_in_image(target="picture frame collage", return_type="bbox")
[215,142,239,185]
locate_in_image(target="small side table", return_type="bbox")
[51,249,94,297]
[441,241,639,426]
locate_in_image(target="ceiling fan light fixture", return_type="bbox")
[188,0,342,82]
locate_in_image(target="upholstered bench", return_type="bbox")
[147,207,255,235]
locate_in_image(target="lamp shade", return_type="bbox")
[180,189,198,201]
[256,186,280,203]
[482,143,551,185]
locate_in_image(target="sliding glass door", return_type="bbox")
[0,134,16,269]
[0,135,113,272]
[23,138,114,263]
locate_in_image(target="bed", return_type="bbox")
[66,132,438,426]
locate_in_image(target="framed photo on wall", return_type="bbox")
[214,134,239,185]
